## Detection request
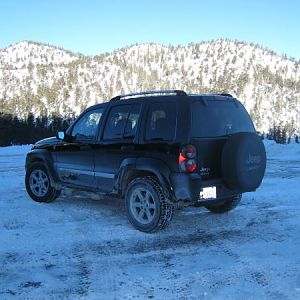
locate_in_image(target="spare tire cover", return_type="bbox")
[222,132,266,192]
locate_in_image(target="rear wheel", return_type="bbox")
[25,163,61,203]
[125,177,174,232]
[205,194,242,213]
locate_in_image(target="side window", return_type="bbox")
[71,108,104,139]
[103,104,141,140]
[145,102,176,141]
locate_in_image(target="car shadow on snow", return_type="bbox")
[55,191,256,241]
[46,190,287,252]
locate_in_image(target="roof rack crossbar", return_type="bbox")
[110,90,187,101]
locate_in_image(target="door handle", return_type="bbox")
[121,145,135,152]
[80,144,92,150]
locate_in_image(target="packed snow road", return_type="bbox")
[0,141,299,299]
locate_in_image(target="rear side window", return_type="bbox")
[145,102,176,141]
[103,104,141,140]
[191,100,255,138]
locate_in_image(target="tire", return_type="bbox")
[25,162,61,203]
[125,176,174,233]
[205,194,242,213]
[222,132,266,192]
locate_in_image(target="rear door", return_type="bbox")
[94,103,142,192]
[190,97,255,180]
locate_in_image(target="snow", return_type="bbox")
[0,141,300,299]
[0,41,78,68]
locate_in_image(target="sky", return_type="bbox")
[0,0,299,59]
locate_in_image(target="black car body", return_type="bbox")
[25,90,266,232]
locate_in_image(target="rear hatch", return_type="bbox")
[190,96,255,180]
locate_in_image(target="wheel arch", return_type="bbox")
[117,157,172,198]
[26,149,60,187]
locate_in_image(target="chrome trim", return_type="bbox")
[57,168,114,179]
[94,171,115,179]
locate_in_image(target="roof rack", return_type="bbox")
[110,90,187,101]
[217,93,233,97]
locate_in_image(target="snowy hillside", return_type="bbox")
[0,39,300,133]
[0,141,299,299]
[0,41,78,68]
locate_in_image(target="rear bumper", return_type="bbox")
[170,173,240,203]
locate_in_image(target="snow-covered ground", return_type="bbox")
[0,141,299,299]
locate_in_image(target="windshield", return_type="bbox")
[191,99,255,138]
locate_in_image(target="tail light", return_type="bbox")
[179,145,197,173]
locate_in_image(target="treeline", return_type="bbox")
[0,113,73,146]
[263,125,299,144]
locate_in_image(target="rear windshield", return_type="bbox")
[191,100,255,137]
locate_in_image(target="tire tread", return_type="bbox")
[205,194,242,213]
[125,176,174,232]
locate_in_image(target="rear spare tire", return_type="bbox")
[222,132,266,192]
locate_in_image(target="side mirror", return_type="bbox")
[56,130,66,140]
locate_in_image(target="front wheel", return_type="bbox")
[25,163,61,203]
[125,177,174,233]
[205,194,242,213]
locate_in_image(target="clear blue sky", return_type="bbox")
[1,0,299,59]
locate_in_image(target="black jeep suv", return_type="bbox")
[25,90,266,232]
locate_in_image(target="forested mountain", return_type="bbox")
[0,39,299,134]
